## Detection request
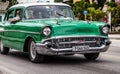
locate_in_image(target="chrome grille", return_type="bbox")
[44,37,106,49]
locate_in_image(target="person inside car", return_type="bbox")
[10,10,22,23]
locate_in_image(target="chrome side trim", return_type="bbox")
[1,30,40,34]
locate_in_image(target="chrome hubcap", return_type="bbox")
[30,41,36,59]
[0,41,3,52]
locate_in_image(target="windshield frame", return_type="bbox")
[24,5,74,20]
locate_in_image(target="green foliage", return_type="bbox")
[1,0,18,9]
[73,0,106,21]
[111,5,120,26]
[1,0,6,2]
[105,1,116,12]
[54,0,63,2]
[105,1,120,27]
[64,1,74,7]
[87,7,106,21]
[89,2,98,9]
[7,0,18,8]
[105,1,117,7]
[73,0,90,20]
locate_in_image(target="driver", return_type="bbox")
[10,10,22,23]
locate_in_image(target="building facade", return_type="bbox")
[0,1,9,21]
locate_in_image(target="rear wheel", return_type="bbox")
[28,39,44,63]
[84,53,99,60]
[0,40,9,54]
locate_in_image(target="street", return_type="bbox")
[0,39,120,74]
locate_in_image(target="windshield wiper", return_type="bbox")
[56,12,66,17]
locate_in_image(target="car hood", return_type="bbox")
[25,19,106,37]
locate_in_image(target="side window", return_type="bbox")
[7,10,14,21]
[25,8,34,19]
[15,9,22,21]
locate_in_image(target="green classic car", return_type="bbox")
[0,2,111,63]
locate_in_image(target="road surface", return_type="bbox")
[0,39,120,74]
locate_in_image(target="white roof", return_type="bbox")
[10,3,70,9]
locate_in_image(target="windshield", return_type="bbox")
[24,5,74,20]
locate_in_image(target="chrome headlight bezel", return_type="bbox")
[42,26,52,36]
[101,25,110,34]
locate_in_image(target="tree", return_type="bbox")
[7,0,18,8]
[73,0,90,20]
[1,0,18,8]
[63,0,73,8]
[1,0,6,2]
[111,5,120,27]
[73,0,106,21]
[54,0,63,2]
[87,7,106,21]
[105,1,119,27]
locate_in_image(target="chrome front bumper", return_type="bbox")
[36,43,110,55]
[35,36,111,55]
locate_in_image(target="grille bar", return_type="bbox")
[44,37,106,49]
[59,41,96,44]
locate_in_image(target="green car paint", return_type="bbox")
[0,19,107,50]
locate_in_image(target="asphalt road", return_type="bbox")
[0,39,120,74]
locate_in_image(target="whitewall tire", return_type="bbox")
[0,40,9,54]
[28,39,44,63]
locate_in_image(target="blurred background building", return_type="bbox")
[0,0,9,21]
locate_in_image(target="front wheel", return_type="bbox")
[28,39,44,63]
[84,53,99,60]
[0,40,9,54]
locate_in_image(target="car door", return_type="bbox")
[2,8,24,51]
[1,9,15,48]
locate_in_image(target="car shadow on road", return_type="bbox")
[7,51,112,65]
[8,51,30,61]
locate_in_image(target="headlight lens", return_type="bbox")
[102,26,109,34]
[42,27,51,36]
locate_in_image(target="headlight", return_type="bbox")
[42,27,51,36]
[102,26,109,34]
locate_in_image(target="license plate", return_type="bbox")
[72,45,89,51]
